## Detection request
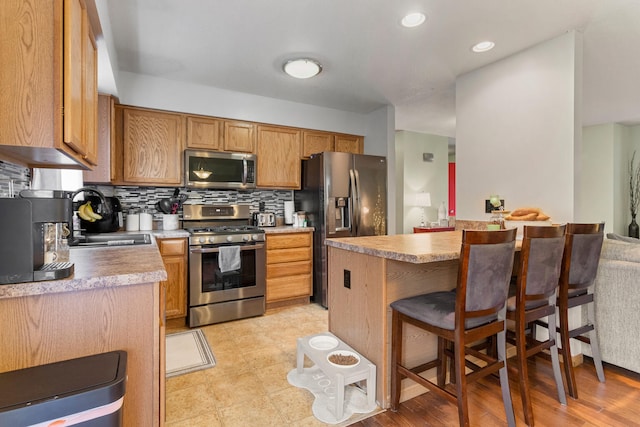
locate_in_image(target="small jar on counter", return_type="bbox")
[139,210,153,231]
[126,210,140,231]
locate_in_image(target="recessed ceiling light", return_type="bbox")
[401,12,426,28]
[283,58,322,79]
[471,41,495,53]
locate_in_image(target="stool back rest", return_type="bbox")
[458,228,517,318]
[520,225,566,299]
[562,223,605,291]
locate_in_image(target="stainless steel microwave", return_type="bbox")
[184,149,256,189]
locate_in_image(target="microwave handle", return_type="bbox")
[242,159,248,185]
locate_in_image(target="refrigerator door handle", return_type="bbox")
[349,168,358,235]
[351,168,362,235]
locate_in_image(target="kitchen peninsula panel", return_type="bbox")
[0,242,167,426]
[325,231,520,408]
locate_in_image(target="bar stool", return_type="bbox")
[535,222,605,399]
[505,225,567,426]
[390,228,517,427]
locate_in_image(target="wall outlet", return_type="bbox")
[344,269,351,289]
[485,199,504,213]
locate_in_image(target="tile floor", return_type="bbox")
[165,303,370,426]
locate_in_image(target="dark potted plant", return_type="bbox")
[629,151,640,238]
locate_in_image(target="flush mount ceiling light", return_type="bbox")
[283,58,322,79]
[401,12,426,28]
[472,41,495,53]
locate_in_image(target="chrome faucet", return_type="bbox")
[70,187,112,214]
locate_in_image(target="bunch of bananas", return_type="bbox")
[78,201,103,222]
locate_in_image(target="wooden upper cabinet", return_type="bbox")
[186,116,222,150]
[0,0,99,168]
[84,94,116,183]
[121,107,184,185]
[302,131,334,158]
[82,13,98,165]
[63,0,85,156]
[256,125,301,189]
[63,0,98,163]
[224,120,256,153]
[334,134,364,154]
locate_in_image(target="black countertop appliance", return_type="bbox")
[78,195,122,233]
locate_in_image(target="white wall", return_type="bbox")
[580,124,621,233]
[456,32,581,223]
[117,72,370,136]
[396,131,449,234]
[366,105,397,234]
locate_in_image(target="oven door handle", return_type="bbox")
[190,244,264,254]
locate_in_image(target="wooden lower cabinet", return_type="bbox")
[0,283,164,426]
[158,238,187,319]
[266,232,313,305]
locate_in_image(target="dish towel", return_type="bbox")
[219,245,241,273]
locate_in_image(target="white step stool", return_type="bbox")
[297,332,376,419]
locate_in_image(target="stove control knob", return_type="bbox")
[207,236,214,244]
[243,235,250,242]
[226,236,234,243]
[252,234,262,241]
[199,237,206,244]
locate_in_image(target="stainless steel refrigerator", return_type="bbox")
[295,152,387,308]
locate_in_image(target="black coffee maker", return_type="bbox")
[70,187,121,234]
[0,190,74,285]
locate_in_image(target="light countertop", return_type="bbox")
[262,226,314,234]
[326,231,464,264]
[0,233,167,299]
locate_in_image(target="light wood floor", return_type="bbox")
[352,358,640,426]
[166,304,640,426]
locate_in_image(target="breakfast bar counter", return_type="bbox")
[326,231,465,408]
[0,242,167,426]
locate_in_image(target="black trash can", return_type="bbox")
[0,350,127,427]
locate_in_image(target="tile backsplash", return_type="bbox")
[0,161,293,220]
[98,185,293,219]
[0,161,30,197]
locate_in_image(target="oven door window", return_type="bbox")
[200,249,256,292]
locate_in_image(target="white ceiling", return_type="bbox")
[101,0,640,138]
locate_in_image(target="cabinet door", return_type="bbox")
[256,125,301,189]
[335,134,363,154]
[84,95,115,183]
[159,238,187,319]
[302,131,334,158]
[224,120,256,153]
[122,108,183,185]
[82,15,98,166]
[63,0,87,157]
[186,116,222,150]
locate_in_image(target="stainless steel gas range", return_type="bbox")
[183,204,265,327]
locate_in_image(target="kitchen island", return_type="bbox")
[0,241,167,426]
[326,231,467,408]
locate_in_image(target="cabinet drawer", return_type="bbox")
[267,232,311,249]
[158,238,186,256]
[267,260,311,279]
[266,274,312,302]
[267,247,311,264]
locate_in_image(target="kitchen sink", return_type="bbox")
[72,233,152,248]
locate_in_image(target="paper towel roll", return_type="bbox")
[284,201,295,225]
